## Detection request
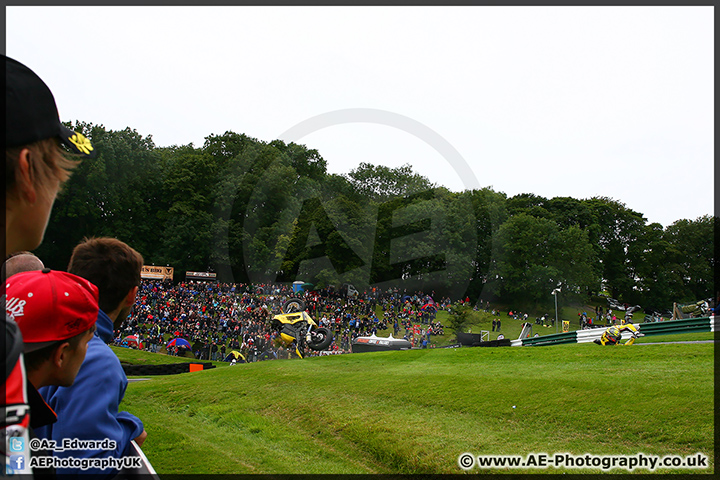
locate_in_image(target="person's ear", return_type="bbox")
[16,148,37,205]
[125,286,138,307]
[51,341,73,368]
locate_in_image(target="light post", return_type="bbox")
[552,287,561,333]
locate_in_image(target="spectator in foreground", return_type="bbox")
[1,251,45,282]
[3,54,96,476]
[4,55,94,257]
[37,237,146,479]
[6,269,99,475]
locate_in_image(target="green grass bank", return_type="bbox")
[119,338,714,474]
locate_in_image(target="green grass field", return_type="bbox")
[118,333,714,474]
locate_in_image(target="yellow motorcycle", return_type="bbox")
[593,323,644,346]
[269,298,334,358]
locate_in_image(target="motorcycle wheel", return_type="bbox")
[308,327,333,351]
[283,297,306,313]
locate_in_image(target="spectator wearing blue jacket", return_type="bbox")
[37,237,146,478]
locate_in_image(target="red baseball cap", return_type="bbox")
[5,268,99,352]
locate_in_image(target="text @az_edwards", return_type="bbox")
[30,437,117,453]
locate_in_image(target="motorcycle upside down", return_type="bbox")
[268,298,334,358]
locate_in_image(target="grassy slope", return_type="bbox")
[373,309,540,347]
[119,339,714,474]
[634,331,715,343]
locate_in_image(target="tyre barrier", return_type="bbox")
[456,331,485,346]
[472,338,513,347]
[122,362,216,376]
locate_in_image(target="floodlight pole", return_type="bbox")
[552,288,560,333]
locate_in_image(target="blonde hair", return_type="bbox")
[6,137,80,202]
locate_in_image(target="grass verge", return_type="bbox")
[120,341,714,474]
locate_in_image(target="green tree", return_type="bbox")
[545,196,594,230]
[662,215,715,303]
[33,121,711,313]
[488,214,598,306]
[446,302,475,334]
[212,141,290,283]
[36,123,163,269]
[158,145,218,275]
[464,188,508,303]
[278,197,365,282]
[203,131,255,164]
[506,193,550,219]
[267,140,328,181]
[346,163,436,202]
[585,197,646,301]
[629,222,679,310]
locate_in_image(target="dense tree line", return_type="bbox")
[35,122,715,311]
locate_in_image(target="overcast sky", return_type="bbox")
[6,6,713,227]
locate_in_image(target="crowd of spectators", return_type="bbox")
[115,280,447,361]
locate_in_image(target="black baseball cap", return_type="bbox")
[5,55,96,158]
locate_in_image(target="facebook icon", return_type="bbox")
[9,455,25,471]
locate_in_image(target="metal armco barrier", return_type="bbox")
[514,317,714,347]
[634,316,714,335]
[520,331,578,346]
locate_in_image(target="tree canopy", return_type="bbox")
[34,122,715,311]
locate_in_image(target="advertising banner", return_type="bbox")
[141,266,174,280]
